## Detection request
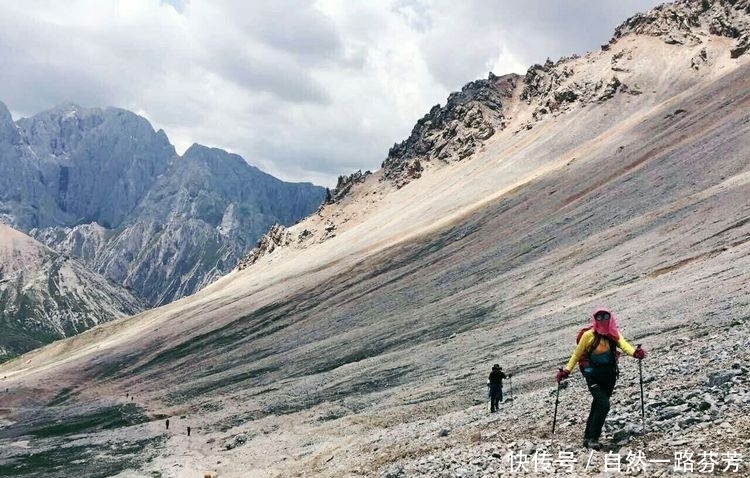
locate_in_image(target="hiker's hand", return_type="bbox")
[556,369,570,383]
[633,348,646,360]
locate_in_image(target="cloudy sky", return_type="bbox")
[0,0,662,187]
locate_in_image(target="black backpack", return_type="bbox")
[576,327,620,376]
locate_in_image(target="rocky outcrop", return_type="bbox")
[516,0,750,128]
[611,0,750,55]
[518,57,642,128]
[236,224,292,270]
[325,169,372,204]
[381,73,519,188]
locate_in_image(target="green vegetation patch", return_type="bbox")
[88,353,141,380]
[0,436,164,478]
[46,387,76,407]
[131,300,291,374]
[166,365,278,403]
[27,403,149,439]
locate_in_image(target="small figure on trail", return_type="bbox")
[487,364,507,412]
[556,308,646,450]
[165,418,170,430]
[187,426,191,436]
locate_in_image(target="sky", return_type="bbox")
[0,0,663,188]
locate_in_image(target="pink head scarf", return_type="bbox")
[590,307,620,341]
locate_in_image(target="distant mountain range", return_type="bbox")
[0,102,325,356]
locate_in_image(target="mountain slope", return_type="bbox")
[1,1,750,477]
[0,224,144,359]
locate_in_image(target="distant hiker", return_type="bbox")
[187,426,191,437]
[487,364,507,412]
[556,308,646,450]
[165,419,170,430]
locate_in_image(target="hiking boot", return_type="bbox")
[584,439,602,450]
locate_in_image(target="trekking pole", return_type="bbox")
[509,374,513,406]
[637,344,645,433]
[552,368,562,435]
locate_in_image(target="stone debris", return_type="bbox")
[373,321,750,477]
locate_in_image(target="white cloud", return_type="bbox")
[0,0,662,187]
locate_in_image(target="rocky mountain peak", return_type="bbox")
[611,0,750,56]
[381,73,520,188]
[377,0,750,193]
[182,143,259,176]
[51,102,84,116]
[1,102,325,308]
[0,101,20,144]
[16,104,105,157]
[16,105,174,164]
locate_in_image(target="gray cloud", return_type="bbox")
[213,53,332,104]
[0,0,663,187]
[0,2,188,116]
[416,0,664,90]
[229,1,343,64]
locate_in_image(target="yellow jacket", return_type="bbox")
[564,329,636,372]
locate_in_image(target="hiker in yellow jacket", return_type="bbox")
[556,308,646,450]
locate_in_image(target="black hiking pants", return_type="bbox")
[489,385,503,412]
[584,369,617,441]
